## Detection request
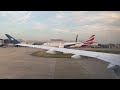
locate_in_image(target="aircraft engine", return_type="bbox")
[71,55,81,59]
[46,50,56,54]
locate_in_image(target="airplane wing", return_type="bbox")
[5,34,120,78]
[16,43,120,67]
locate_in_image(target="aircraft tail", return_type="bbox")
[85,35,95,43]
[5,34,20,44]
[75,34,78,42]
[81,35,95,47]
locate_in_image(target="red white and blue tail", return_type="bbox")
[82,35,95,47]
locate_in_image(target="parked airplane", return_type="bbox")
[5,34,120,78]
[43,35,95,48]
[43,34,78,48]
[70,35,96,48]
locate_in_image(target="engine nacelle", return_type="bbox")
[71,55,81,59]
[46,50,56,54]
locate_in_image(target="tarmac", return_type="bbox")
[0,47,117,79]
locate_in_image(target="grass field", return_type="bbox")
[32,50,73,58]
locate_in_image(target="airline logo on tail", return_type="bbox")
[81,35,95,47]
[86,35,95,42]
[5,34,20,44]
[11,38,14,41]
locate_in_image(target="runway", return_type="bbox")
[0,47,117,79]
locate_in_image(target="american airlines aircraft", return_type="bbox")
[5,34,120,78]
[43,35,95,48]
[70,35,96,48]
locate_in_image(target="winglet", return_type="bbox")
[107,63,116,69]
[5,34,20,44]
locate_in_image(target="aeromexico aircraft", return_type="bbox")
[43,35,95,48]
[5,34,120,78]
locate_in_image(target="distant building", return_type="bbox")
[97,44,120,49]
[50,39,64,42]
[115,44,120,48]
[108,44,116,48]
[98,44,109,48]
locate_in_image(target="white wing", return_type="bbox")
[16,43,120,68]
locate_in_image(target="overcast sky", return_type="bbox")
[0,11,120,44]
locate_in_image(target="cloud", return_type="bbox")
[0,11,32,23]
[54,12,120,38]
[56,11,64,19]
[54,28,70,33]
[0,11,120,43]
[54,11,120,27]
[56,14,64,19]
[53,28,79,35]
[34,22,47,29]
[18,12,31,23]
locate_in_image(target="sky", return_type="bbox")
[0,11,120,44]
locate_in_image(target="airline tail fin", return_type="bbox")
[85,35,95,43]
[89,35,95,39]
[5,34,20,44]
[75,34,78,42]
[81,35,95,47]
